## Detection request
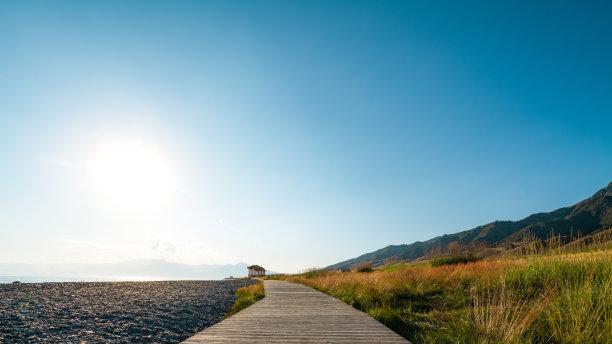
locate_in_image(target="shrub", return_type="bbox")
[430,253,480,267]
[352,261,373,272]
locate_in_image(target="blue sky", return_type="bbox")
[0,1,611,272]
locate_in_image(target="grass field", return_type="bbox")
[278,247,612,343]
[227,281,265,316]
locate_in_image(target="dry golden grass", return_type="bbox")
[284,248,612,343]
[288,258,525,292]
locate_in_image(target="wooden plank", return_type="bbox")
[182,280,410,343]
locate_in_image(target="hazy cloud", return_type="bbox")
[39,158,82,168]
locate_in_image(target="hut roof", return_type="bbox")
[247,264,265,271]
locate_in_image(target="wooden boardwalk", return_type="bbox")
[183,280,410,343]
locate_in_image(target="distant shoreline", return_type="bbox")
[0,276,119,284]
[0,275,242,284]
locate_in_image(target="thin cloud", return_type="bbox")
[55,238,113,250]
[39,157,82,168]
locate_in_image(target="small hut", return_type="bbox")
[247,264,266,277]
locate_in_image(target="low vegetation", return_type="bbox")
[430,253,481,267]
[227,281,265,316]
[352,261,374,272]
[280,231,612,343]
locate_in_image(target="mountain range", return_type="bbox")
[0,259,252,281]
[328,182,612,270]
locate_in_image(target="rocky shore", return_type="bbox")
[0,280,253,343]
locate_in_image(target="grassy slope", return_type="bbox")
[284,250,612,344]
[328,183,611,271]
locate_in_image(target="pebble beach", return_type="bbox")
[0,280,252,343]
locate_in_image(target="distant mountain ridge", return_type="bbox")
[0,260,252,281]
[328,182,612,270]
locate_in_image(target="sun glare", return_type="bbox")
[90,141,177,211]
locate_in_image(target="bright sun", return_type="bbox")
[90,140,177,210]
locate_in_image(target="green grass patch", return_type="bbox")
[430,253,481,267]
[227,281,265,316]
[264,274,287,280]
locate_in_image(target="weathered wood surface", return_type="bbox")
[183,280,410,343]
